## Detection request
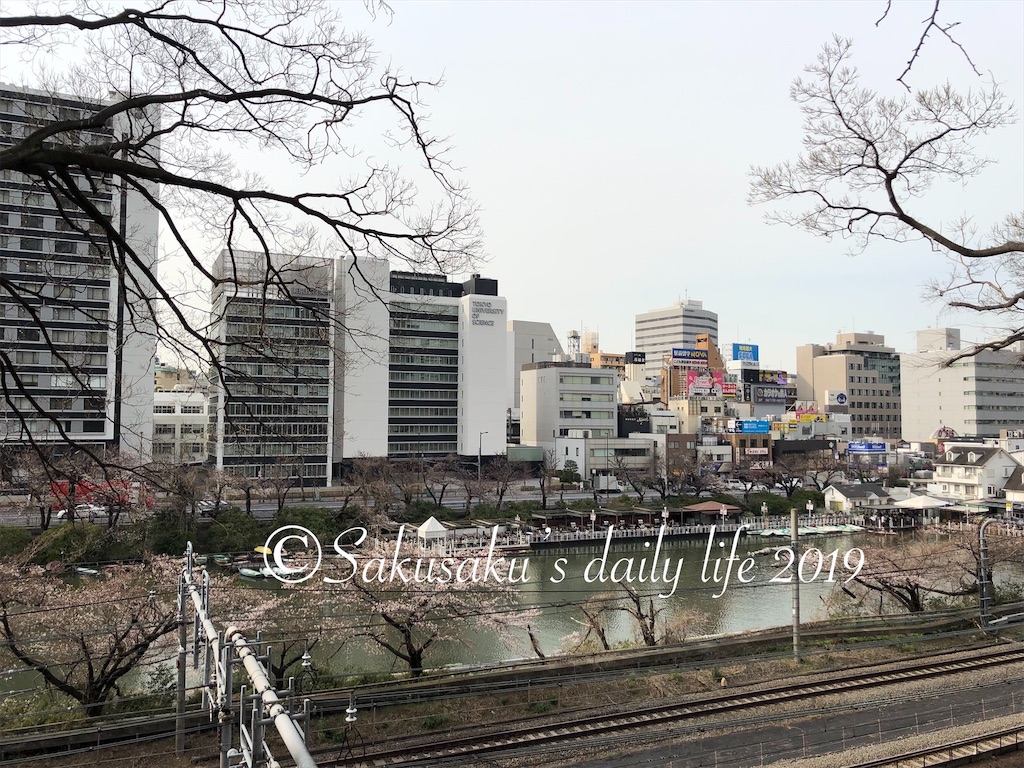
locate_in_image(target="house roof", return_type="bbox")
[1004,465,1024,493]
[682,501,742,512]
[938,446,1002,466]
[827,483,890,500]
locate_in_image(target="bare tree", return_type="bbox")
[750,34,1020,361]
[539,449,558,510]
[805,452,849,492]
[832,530,1024,615]
[423,453,459,508]
[768,453,812,498]
[613,456,648,504]
[486,455,522,513]
[319,543,534,678]
[0,1,479,479]
[642,442,670,501]
[668,449,718,497]
[14,448,58,529]
[565,586,704,653]
[228,470,265,517]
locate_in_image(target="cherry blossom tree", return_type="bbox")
[318,540,535,677]
[0,560,178,717]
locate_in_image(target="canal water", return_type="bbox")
[0,531,869,698]
[323,530,865,677]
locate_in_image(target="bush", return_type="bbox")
[198,509,266,555]
[272,506,340,543]
[137,511,194,556]
[0,527,34,558]
[28,523,121,565]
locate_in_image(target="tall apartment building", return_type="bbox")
[635,299,718,383]
[337,257,508,466]
[795,331,901,440]
[0,85,157,459]
[208,249,333,484]
[901,328,1024,442]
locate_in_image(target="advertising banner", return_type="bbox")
[735,419,770,434]
[685,370,723,398]
[741,369,789,385]
[847,441,887,453]
[671,348,709,364]
[732,343,759,362]
[752,385,791,405]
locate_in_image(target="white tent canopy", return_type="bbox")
[416,516,451,543]
[893,495,952,510]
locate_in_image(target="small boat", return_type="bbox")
[74,566,99,576]
[213,554,232,567]
[237,566,264,578]
[193,555,208,566]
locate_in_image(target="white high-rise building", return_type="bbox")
[0,84,157,460]
[338,258,508,464]
[901,328,1024,442]
[634,300,718,383]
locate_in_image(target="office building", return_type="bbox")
[337,258,508,466]
[208,249,333,484]
[795,332,902,440]
[0,84,157,459]
[901,328,1024,442]
[635,299,718,382]
[153,391,208,465]
[507,320,565,413]
[519,360,617,455]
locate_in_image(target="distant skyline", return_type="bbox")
[364,0,1023,372]
[6,1,1020,374]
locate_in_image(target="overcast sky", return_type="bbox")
[6,1,1021,373]
[361,0,1023,372]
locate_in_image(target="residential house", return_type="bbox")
[926,445,1020,501]
[823,483,892,513]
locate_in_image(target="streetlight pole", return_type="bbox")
[477,431,488,482]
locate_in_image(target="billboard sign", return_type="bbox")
[827,390,848,406]
[847,441,887,453]
[735,419,770,434]
[753,385,791,405]
[722,381,738,398]
[671,347,709,363]
[625,351,646,365]
[732,343,760,363]
[685,370,723,398]
[740,369,789,385]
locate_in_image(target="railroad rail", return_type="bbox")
[317,645,1024,767]
[847,723,1024,767]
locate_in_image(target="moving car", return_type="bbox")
[56,503,108,522]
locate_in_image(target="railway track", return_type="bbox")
[847,723,1024,767]
[319,644,1024,767]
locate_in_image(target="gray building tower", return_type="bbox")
[634,299,718,383]
[901,328,1024,442]
[0,84,157,460]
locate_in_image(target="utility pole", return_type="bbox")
[176,571,187,755]
[791,505,802,662]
